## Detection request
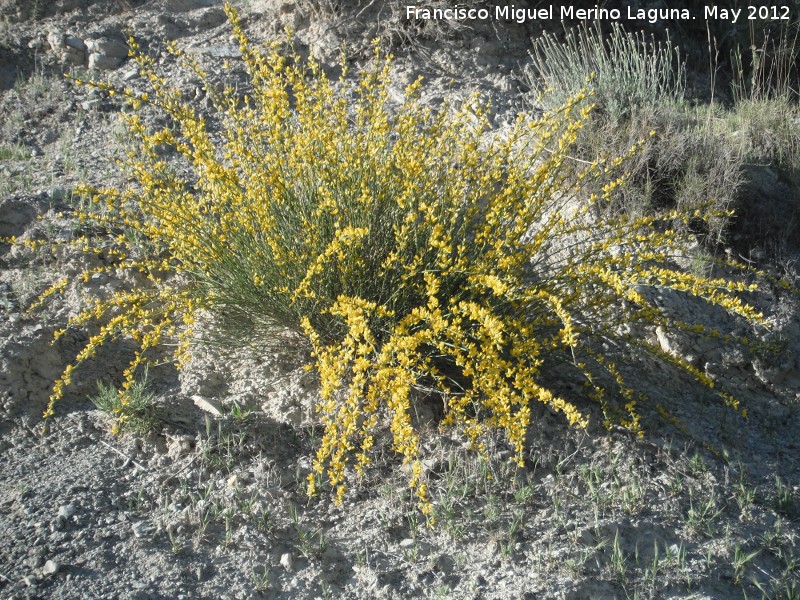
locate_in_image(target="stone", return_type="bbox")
[279,552,293,572]
[47,30,87,65]
[28,35,45,50]
[86,38,129,59]
[42,560,59,576]
[131,521,155,538]
[322,545,343,561]
[167,435,194,458]
[184,44,241,59]
[192,395,223,417]
[47,30,64,52]
[64,36,86,52]
[655,326,677,356]
[88,53,123,71]
[57,504,77,520]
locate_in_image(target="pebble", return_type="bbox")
[279,552,294,572]
[88,53,122,71]
[42,560,60,577]
[58,504,77,520]
[64,36,86,52]
[131,521,155,538]
[85,37,129,59]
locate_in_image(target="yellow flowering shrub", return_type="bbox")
[30,3,766,514]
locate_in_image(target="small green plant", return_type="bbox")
[198,419,249,472]
[665,542,688,574]
[253,508,272,534]
[433,583,452,598]
[513,482,536,505]
[228,400,254,424]
[731,19,800,103]
[166,526,183,555]
[732,543,760,585]
[774,475,796,516]
[610,530,628,582]
[619,477,645,514]
[640,541,661,593]
[688,452,707,475]
[222,508,235,547]
[251,566,270,592]
[297,527,329,559]
[753,577,800,600]
[0,142,28,161]
[90,370,159,434]
[499,511,525,557]
[761,518,788,554]
[685,492,723,539]
[735,476,756,519]
[565,539,606,576]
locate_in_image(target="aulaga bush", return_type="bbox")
[31,3,767,515]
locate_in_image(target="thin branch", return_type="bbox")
[97,438,149,472]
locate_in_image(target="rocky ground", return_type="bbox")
[1,1,799,598]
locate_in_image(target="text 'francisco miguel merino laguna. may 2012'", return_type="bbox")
[405,4,791,24]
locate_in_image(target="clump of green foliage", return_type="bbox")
[90,370,159,435]
[526,22,685,124]
[30,3,766,515]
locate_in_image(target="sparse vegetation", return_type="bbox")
[526,19,800,254]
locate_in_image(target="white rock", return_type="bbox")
[64,36,86,52]
[131,521,155,538]
[86,38,129,59]
[88,53,123,71]
[655,326,676,356]
[279,552,294,572]
[57,504,76,520]
[192,395,223,417]
[81,99,102,111]
[47,30,64,52]
[42,560,60,576]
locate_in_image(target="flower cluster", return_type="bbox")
[29,3,765,514]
